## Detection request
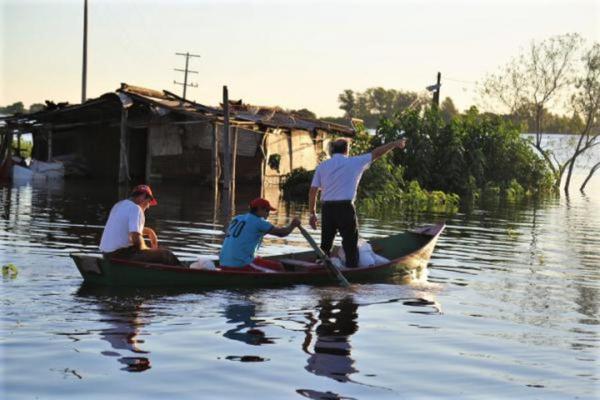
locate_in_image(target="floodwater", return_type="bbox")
[1,143,599,399]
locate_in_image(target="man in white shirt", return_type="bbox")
[99,185,180,266]
[308,138,406,268]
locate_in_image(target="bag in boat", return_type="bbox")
[338,239,389,268]
[190,256,217,270]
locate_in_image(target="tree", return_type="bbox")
[0,102,25,115]
[563,43,600,193]
[482,33,599,192]
[289,108,317,119]
[337,87,429,128]
[29,103,46,113]
[440,97,459,122]
[338,89,356,117]
[580,161,599,192]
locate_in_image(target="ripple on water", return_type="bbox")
[1,172,599,399]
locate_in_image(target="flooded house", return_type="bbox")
[0,84,355,192]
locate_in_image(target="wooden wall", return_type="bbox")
[147,120,263,183]
[262,128,329,187]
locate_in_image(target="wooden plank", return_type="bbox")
[211,122,220,189]
[118,108,130,183]
[222,86,231,194]
[121,83,169,100]
[47,127,53,161]
[231,127,239,199]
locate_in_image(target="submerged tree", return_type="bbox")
[482,33,599,193]
[580,161,600,192]
[564,43,600,193]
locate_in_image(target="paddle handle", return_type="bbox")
[298,225,350,288]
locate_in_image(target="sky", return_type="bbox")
[1,0,598,117]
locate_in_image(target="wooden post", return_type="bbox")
[145,128,152,181]
[16,133,21,158]
[47,127,53,161]
[118,107,130,183]
[82,0,87,103]
[432,72,441,108]
[231,127,239,195]
[222,86,231,195]
[211,122,220,189]
[287,130,293,173]
[230,127,239,213]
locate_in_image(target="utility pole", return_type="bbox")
[433,72,442,108]
[174,52,200,101]
[429,72,441,108]
[81,0,88,103]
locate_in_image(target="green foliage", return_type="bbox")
[29,103,46,113]
[379,107,554,197]
[289,108,317,119]
[0,102,25,115]
[440,97,459,122]
[0,101,46,115]
[2,263,18,278]
[348,127,372,156]
[13,138,33,158]
[281,106,551,211]
[338,87,429,128]
[359,179,460,214]
[281,168,313,200]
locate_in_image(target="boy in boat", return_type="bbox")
[219,198,301,272]
[99,185,181,266]
[308,138,406,268]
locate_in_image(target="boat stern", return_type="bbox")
[71,253,107,284]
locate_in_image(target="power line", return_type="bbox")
[174,52,200,101]
[445,77,478,85]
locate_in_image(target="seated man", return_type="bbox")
[219,198,300,272]
[99,185,181,266]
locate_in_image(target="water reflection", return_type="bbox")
[222,303,274,346]
[1,136,599,398]
[75,286,152,372]
[302,297,359,383]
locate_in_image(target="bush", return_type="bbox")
[281,106,551,211]
[281,168,313,200]
[378,107,554,197]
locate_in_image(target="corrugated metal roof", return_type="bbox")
[2,84,355,136]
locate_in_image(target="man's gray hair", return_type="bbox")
[329,138,351,155]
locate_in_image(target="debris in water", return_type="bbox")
[2,263,18,278]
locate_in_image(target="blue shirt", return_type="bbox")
[219,213,274,267]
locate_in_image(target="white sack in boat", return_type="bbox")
[190,256,216,270]
[338,240,389,268]
[30,160,64,179]
[329,257,344,270]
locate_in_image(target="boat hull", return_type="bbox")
[71,223,445,288]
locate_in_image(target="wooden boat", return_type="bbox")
[70,223,445,287]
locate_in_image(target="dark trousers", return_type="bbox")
[320,201,359,268]
[105,246,181,266]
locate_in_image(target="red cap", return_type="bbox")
[250,197,276,211]
[131,184,158,206]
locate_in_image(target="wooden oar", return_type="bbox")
[298,225,350,288]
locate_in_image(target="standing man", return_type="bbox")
[219,198,301,272]
[99,185,181,266]
[309,138,406,268]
